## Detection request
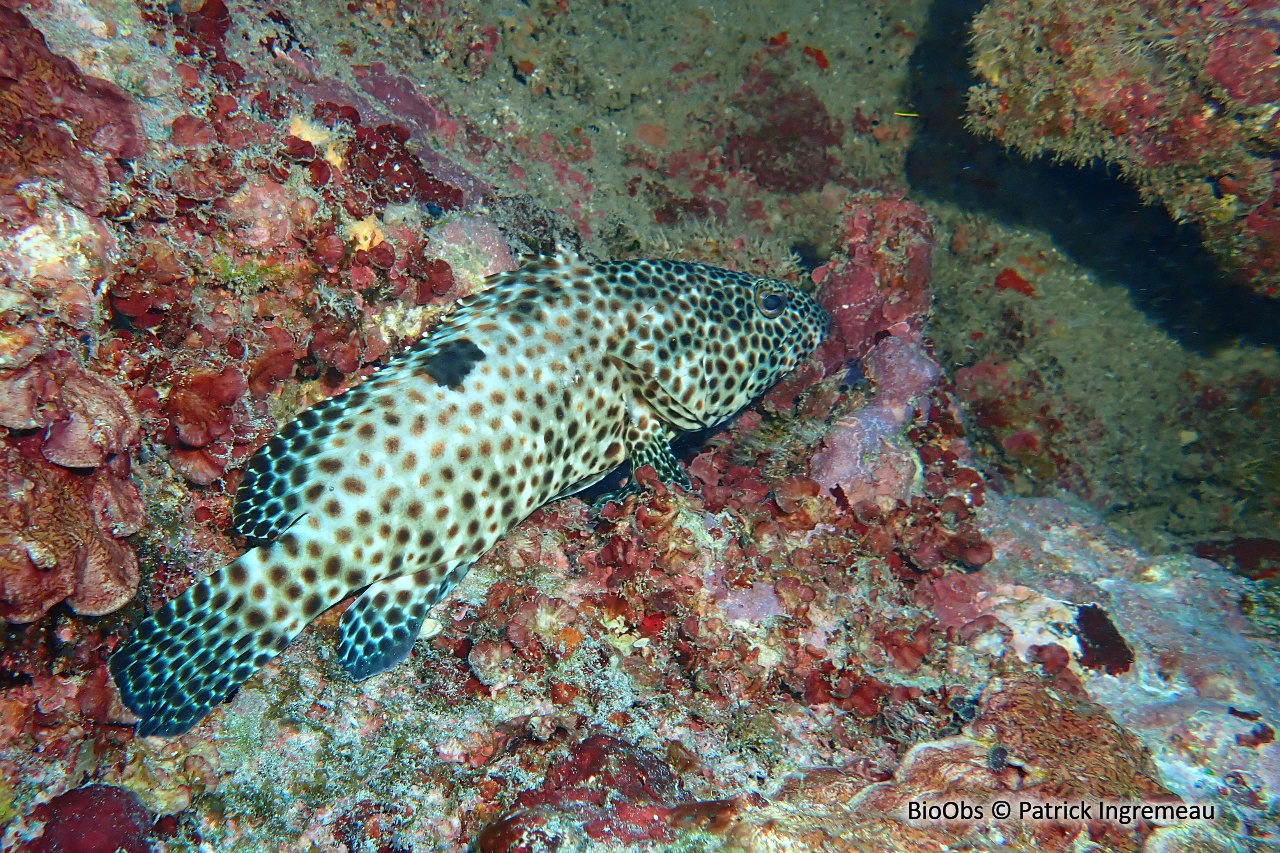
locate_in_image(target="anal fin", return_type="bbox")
[336,560,472,681]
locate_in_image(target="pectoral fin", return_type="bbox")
[593,402,690,507]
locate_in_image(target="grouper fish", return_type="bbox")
[110,251,828,736]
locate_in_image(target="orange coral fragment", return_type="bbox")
[994,267,1034,297]
[803,46,830,71]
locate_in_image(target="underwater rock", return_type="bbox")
[810,336,940,506]
[959,494,1280,823]
[98,469,1270,851]
[27,784,154,853]
[427,214,518,292]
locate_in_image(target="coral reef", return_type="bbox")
[0,0,1275,851]
[0,8,144,217]
[62,467,1270,852]
[929,220,1280,549]
[967,0,1280,298]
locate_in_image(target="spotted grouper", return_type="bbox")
[110,251,828,736]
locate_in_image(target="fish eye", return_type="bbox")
[756,289,787,318]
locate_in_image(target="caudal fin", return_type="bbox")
[110,545,314,736]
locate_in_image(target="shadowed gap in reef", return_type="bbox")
[904,0,1280,354]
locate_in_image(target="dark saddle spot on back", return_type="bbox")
[420,337,485,390]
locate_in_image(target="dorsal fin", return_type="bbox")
[231,392,348,541]
[515,245,587,274]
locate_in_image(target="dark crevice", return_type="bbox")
[904,0,1280,354]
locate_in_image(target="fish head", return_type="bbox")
[611,261,828,429]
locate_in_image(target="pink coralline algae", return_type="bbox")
[161,365,249,485]
[810,336,941,506]
[427,214,519,291]
[163,366,247,449]
[348,122,464,211]
[27,784,154,853]
[816,191,935,365]
[346,62,494,186]
[0,354,141,469]
[478,734,744,848]
[0,201,116,336]
[1203,23,1280,108]
[0,8,144,216]
[0,355,143,623]
[951,355,1095,500]
[758,191,936,415]
[790,191,945,509]
[0,438,143,623]
[223,179,294,250]
[727,68,844,194]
